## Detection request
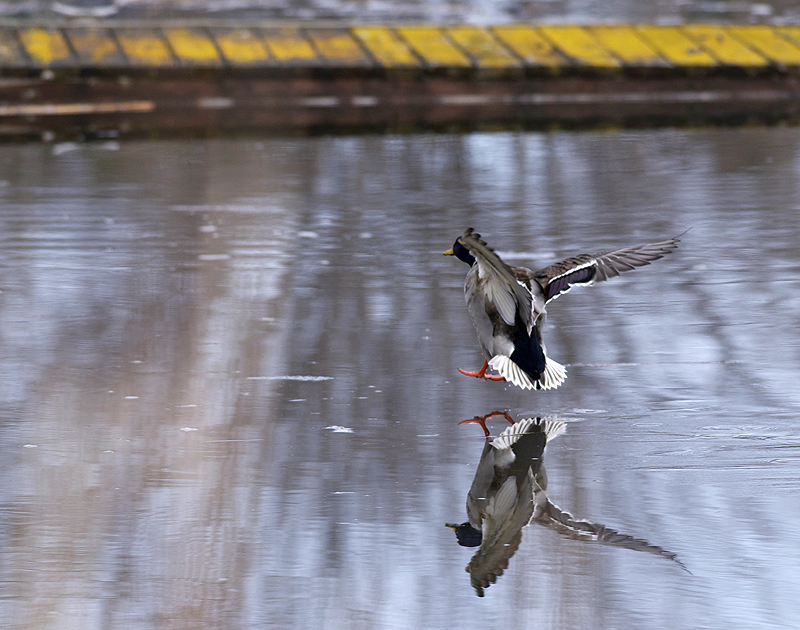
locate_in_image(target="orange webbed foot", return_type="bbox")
[457,360,506,382]
[458,410,516,437]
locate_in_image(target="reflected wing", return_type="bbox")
[460,228,533,329]
[535,499,687,570]
[466,475,535,597]
[533,236,682,303]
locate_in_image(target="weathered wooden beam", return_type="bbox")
[1,21,800,138]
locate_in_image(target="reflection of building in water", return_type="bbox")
[449,413,684,597]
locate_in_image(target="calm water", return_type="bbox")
[0,128,799,628]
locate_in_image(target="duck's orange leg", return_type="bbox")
[458,410,516,437]
[458,360,506,381]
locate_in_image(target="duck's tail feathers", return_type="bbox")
[492,416,566,450]
[492,417,539,449]
[539,358,567,390]
[488,355,567,391]
[489,355,536,390]
[536,416,567,442]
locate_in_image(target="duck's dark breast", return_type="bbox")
[501,313,546,378]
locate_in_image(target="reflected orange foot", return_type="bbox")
[458,410,516,437]
[458,360,506,381]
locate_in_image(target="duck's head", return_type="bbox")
[446,522,482,547]
[443,237,475,266]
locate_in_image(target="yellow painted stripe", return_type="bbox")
[492,25,568,68]
[635,26,717,66]
[445,26,520,68]
[212,28,271,65]
[0,28,27,66]
[19,27,72,66]
[589,25,667,66]
[772,26,800,57]
[1,23,790,71]
[729,26,800,65]
[683,25,766,66]
[306,29,371,66]
[66,28,124,65]
[262,27,319,64]
[397,26,471,68]
[116,29,174,66]
[351,26,418,68]
[538,25,619,67]
[164,28,221,65]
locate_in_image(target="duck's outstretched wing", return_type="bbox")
[534,499,688,571]
[460,228,533,330]
[532,236,682,304]
[466,475,534,597]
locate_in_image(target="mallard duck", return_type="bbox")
[448,412,685,596]
[443,228,680,390]
[446,415,565,596]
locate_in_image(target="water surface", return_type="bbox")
[5,0,800,24]
[0,129,799,628]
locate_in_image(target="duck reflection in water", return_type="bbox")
[447,411,685,597]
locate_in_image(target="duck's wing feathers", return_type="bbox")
[533,236,681,303]
[466,440,504,527]
[534,499,687,570]
[465,474,535,597]
[460,228,533,329]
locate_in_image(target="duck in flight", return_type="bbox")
[443,228,681,390]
